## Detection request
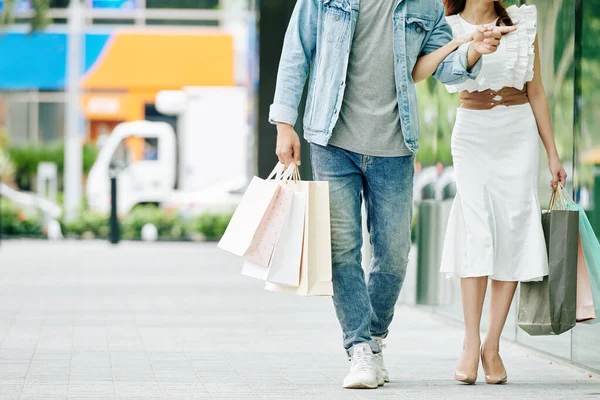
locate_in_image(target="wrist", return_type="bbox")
[468,42,482,57]
[548,154,560,163]
[276,122,293,131]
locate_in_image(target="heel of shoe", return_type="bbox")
[484,373,507,385]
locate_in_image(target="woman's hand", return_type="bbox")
[548,157,567,190]
[451,33,473,48]
[471,26,516,55]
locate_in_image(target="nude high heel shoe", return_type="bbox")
[453,349,479,385]
[481,347,508,384]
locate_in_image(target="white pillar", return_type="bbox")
[63,0,84,222]
[220,0,256,183]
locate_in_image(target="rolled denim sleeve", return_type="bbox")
[425,1,482,85]
[269,0,318,127]
[452,42,482,80]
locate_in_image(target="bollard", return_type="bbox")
[415,200,453,305]
[109,174,119,244]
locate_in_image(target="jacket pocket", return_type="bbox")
[323,0,351,44]
[406,16,434,57]
[323,0,351,13]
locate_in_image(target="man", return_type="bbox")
[269,0,509,389]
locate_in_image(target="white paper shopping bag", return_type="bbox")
[267,191,307,287]
[241,260,270,281]
[265,180,333,296]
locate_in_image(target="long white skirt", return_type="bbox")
[440,104,549,282]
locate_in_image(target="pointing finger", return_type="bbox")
[495,26,517,35]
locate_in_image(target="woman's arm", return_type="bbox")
[527,38,567,189]
[413,34,473,83]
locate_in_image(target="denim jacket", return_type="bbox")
[269,0,482,153]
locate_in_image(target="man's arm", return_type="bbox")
[269,0,319,127]
[421,3,482,85]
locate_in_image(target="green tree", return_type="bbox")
[0,0,51,30]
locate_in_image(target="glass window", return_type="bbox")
[112,136,160,168]
[146,0,219,9]
[4,100,30,146]
[39,102,65,143]
[571,0,600,372]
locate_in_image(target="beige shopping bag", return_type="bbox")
[218,164,293,267]
[265,180,333,296]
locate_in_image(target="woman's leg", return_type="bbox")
[455,276,488,382]
[482,279,518,383]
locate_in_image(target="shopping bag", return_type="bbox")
[240,260,269,281]
[218,164,294,267]
[518,190,579,335]
[267,191,307,286]
[241,190,306,285]
[559,185,600,324]
[265,180,333,296]
[240,165,305,282]
[576,236,596,322]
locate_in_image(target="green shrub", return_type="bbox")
[8,143,98,190]
[0,198,44,237]
[121,205,188,240]
[191,212,232,240]
[61,211,109,239]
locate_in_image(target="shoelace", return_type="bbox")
[351,347,375,373]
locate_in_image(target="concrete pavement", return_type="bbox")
[0,241,598,399]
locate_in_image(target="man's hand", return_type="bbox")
[472,25,517,55]
[276,123,302,167]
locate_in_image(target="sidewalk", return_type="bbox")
[0,241,599,399]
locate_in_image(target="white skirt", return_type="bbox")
[440,104,549,282]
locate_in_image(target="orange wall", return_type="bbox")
[81,29,235,140]
[82,30,235,91]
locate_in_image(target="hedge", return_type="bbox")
[8,143,98,190]
[0,198,44,237]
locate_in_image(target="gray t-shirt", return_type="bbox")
[328,0,412,157]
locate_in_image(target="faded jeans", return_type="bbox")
[310,144,414,355]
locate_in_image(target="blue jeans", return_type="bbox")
[310,144,414,355]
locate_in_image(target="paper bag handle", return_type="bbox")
[266,163,286,181]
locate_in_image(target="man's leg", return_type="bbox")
[363,155,414,339]
[310,144,377,354]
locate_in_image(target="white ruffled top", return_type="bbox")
[445,5,537,93]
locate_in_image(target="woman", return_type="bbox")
[412,0,567,385]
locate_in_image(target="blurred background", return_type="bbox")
[0,0,598,374]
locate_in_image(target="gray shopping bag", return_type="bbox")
[518,209,579,335]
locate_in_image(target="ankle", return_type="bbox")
[482,341,500,354]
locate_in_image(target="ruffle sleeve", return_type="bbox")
[506,5,537,88]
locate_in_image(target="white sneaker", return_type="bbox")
[343,343,378,389]
[374,337,390,383]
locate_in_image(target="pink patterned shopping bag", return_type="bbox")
[218,164,294,267]
[577,235,596,322]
